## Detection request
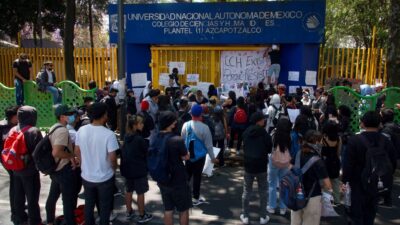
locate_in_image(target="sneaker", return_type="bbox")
[136,213,153,223]
[260,215,270,224]
[193,197,207,206]
[267,206,275,214]
[109,211,117,221]
[239,214,249,224]
[279,208,286,215]
[125,210,135,220]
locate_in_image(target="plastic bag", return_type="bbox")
[321,192,339,217]
[202,147,221,177]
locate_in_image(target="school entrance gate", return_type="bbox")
[109,1,326,93]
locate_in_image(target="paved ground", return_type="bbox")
[0,155,399,225]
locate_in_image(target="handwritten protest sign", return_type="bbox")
[220,50,269,85]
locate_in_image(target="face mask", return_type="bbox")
[68,115,76,125]
[307,143,322,154]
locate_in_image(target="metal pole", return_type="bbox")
[117,0,126,139]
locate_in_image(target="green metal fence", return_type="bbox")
[328,86,400,132]
[0,81,95,129]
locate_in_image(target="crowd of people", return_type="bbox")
[1,72,399,225]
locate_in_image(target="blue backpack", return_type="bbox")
[185,121,207,162]
[147,133,174,183]
[279,150,320,211]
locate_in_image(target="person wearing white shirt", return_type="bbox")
[75,102,119,225]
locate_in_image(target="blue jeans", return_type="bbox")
[46,86,61,104]
[83,176,115,225]
[267,64,281,80]
[268,158,289,210]
[14,79,24,105]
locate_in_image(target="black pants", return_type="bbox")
[46,166,81,225]
[349,183,378,225]
[4,167,25,223]
[213,139,225,166]
[186,157,206,200]
[228,127,244,151]
[13,172,41,225]
[83,176,115,225]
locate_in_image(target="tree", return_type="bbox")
[325,0,390,48]
[387,0,400,86]
[64,0,76,81]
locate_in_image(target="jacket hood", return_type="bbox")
[269,94,281,107]
[17,106,37,127]
[245,125,266,138]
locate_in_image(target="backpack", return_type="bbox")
[185,121,208,162]
[214,120,225,141]
[147,133,174,183]
[272,105,286,126]
[280,150,320,211]
[234,108,247,124]
[55,204,85,225]
[32,126,63,175]
[1,126,32,171]
[360,135,393,196]
[271,145,292,169]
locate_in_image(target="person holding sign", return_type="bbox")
[169,68,181,88]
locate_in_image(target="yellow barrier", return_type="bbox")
[0,47,118,89]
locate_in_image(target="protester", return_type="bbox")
[207,84,218,99]
[13,53,32,105]
[228,97,248,155]
[144,89,160,123]
[126,89,137,116]
[169,68,181,88]
[311,88,324,120]
[176,99,192,135]
[241,112,272,224]
[343,111,397,225]
[212,106,228,167]
[88,80,104,102]
[195,90,208,104]
[138,100,155,142]
[74,103,120,225]
[380,108,400,207]
[155,111,191,225]
[321,120,342,205]
[290,130,333,225]
[121,115,153,223]
[222,91,237,112]
[36,61,61,104]
[268,117,292,216]
[266,94,284,133]
[101,87,119,131]
[0,106,20,224]
[12,106,43,225]
[301,91,312,106]
[266,45,281,85]
[46,105,80,225]
[141,81,152,102]
[181,104,217,205]
[290,115,309,158]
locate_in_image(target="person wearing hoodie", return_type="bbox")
[144,89,160,123]
[12,106,43,225]
[240,112,272,225]
[121,115,153,223]
[266,94,285,133]
[140,81,152,102]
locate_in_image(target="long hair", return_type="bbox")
[274,118,292,152]
[322,120,339,141]
[126,115,144,134]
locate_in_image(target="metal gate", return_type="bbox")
[150,45,265,89]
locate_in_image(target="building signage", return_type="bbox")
[109,1,325,44]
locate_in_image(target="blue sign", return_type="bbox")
[109,1,326,44]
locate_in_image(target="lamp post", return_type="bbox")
[118,0,126,139]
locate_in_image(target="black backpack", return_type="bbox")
[360,135,393,196]
[32,126,63,175]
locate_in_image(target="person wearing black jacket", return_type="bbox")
[126,89,137,116]
[240,112,272,225]
[101,88,119,131]
[121,115,153,223]
[12,106,43,225]
[343,111,397,225]
[0,106,21,224]
[138,100,155,141]
[380,108,400,207]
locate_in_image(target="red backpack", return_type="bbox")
[1,126,31,171]
[234,108,248,124]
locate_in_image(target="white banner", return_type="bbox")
[220,49,270,85]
